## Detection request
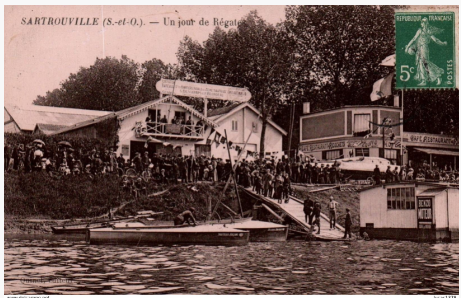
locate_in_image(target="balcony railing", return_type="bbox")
[134,121,205,139]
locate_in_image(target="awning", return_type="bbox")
[418,188,446,196]
[414,148,459,157]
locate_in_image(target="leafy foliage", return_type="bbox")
[284,5,396,111]
[34,56,141,111]
[177,11,293,157]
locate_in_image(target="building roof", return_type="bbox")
[50,95,218,135]
[208,102,287,136]
[4,105,111,132]
[300,105,401,118]
[207,102,244,117]
[359,181,458,193]
[34,123,70,135]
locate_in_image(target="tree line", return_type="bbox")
[34,6,459,155]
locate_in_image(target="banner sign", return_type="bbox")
[404,132,459,147]
[156,79,251,102]
[299,139,394,153]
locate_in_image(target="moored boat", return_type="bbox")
[88,225,249,246]
[112,219,288,242]
[226,221,288,242]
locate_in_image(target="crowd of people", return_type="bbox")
[377,162,458,185]
[5,139,458,188]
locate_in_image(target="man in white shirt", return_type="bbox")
[328,196,339,230]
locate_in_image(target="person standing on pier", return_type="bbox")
[303,196,314,224]
[343,208,352,239]
[313,201,321,234]
[328,196,339,230]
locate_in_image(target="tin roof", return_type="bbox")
[5,105,111,132]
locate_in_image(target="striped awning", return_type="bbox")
[414,148,459,157]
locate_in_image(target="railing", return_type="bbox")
[135,121,205,138]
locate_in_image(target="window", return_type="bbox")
[175,111,186,122]
[385,149,398,165]
[387,187,415,210]
[252,122,258,133]
[354,114,371,136]
[148,109,161,122]
[323,149,342,160]
[232,120,238,131]
[355,148,370,157]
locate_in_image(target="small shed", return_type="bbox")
[359,182,458,242]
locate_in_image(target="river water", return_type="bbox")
[4,234,459,295]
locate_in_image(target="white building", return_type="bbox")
[360,182,459,242]
[51,96,286,161]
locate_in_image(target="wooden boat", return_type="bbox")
[88,225,249,246]
[51,211,163,234]
[226,221,288,242]
[113,219,287,242]
[51,219,131,234]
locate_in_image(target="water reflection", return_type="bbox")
[4,236,459,295]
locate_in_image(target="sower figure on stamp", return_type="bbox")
[405,17,447,86]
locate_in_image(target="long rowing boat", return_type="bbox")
[111,219,287,242]
[87,225,250,246]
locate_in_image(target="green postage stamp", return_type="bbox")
[395,12,455,89]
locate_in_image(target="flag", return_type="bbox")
[228,141,233,147]
[214,132,221,144]
[206,127,215,142]
[220,136,226,144]
[370,72,394,101]
[380,54,395,67]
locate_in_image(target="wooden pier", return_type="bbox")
[241,187,348,241]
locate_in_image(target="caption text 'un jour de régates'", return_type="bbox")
[21,17,242,28]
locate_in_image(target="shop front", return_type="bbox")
[403,132,459,171]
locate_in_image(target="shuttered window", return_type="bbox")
[354,114,371,136]
[323,149,342,160]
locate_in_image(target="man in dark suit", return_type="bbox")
[343,208,352,239]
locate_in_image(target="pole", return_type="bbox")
[225,129,244,217]
[204,98,208,118]
[287,102,294,161]
[210,129,254,219]
[400,90,404,165]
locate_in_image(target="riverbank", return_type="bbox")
[4,172,243,234]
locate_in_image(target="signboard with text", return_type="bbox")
[156,79,251,102]
[299,138,402,153]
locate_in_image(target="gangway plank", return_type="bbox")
[241,187,348,241]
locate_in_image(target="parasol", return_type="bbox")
[33,139,45,145]
[58,141,72,147]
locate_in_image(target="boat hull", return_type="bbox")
[88,226,249,246]
[227,221,288,242]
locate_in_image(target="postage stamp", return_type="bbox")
[395,12,456,89]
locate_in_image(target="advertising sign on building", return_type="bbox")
[156,79,251,102]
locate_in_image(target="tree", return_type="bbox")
[177,11,293,157]
[138,59,181,103]
[284,5,396,111]
[34,56,141,111]
[403,90,459,138]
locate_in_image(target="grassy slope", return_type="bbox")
[5,172,239,223]
[292,185,360,232]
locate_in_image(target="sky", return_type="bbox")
[4,5,287,107]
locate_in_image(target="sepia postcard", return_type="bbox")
[3,5,459,296]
